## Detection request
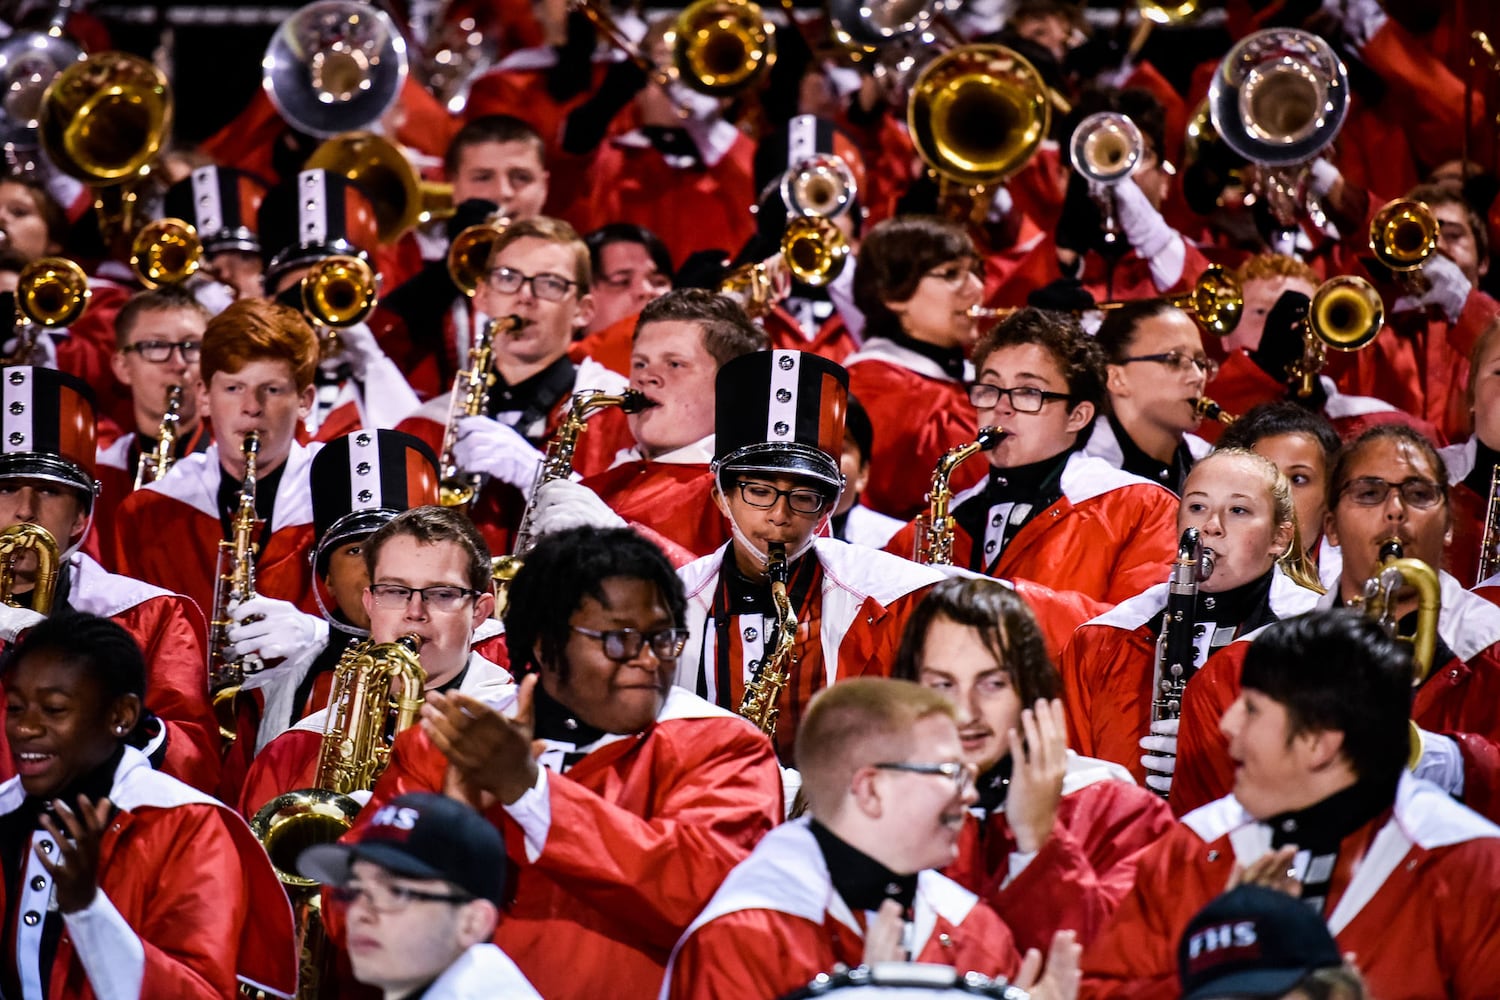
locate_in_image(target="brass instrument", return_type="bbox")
[668,0,776,97]
[0,5,84,164]
[0,523,59,615]
[913,426,1006,566]
[570,1,676,94]
[1193,396,1236,426]
[8,256,89,365]
[1070,112,1143,245]
[1096,264,1245,337]
[719,217,850,319]
[828,0,954,50]
[263,0,409,139]
[436,315,525,509]
[1369,198,1439,274]
[780,153,858,219]
[1478,465,1500,586]
[251,633,426,1000]
[301,253,378,358]
[208,431,264,737]
[737,541,795,738]
[305,131,455,244]
[447,215,509,297]
[129,217,202,289]
[1355,539,1440,769]
[134,384,183,490]
[1287,275,1384,398]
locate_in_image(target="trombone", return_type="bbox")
[1286,275,1383,398]
[262,0,409,139]
[1369,198,1439,274]
[719,217,849,320]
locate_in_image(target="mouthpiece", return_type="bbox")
[1193,397,1236,426]
[975,425,1007,450]
[967,306,1015,321]
[619,389,655,414]
[242,430,260,457]
[496,314,529,334]
[1378,538,1404,563]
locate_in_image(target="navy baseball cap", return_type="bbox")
[1179,885,1344,1000]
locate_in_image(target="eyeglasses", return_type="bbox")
[966,383,1072,413]
[735,481,830,515]
[330,882,473,914]
[873,760,979,793]
[368,584,482,612]
[122,340,202,363]
[1115,351,1220,380]
[922,258,985,285]
[571,625,690,662]
[486,267,578,302]
[1338,476,1444,510]
[597,269,672,293]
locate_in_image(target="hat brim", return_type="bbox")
[0,454,97,505]
[715,444,843,496]
[1181,967,1312,1000]
[297,840,452,887]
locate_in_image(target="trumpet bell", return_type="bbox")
[781,153,857,218]
[1209,28,1348,167]
[130,217,202,289]
[262,0,409,139]
[1183,264,1244,337]
[447,220,507,297]
[16,256,89,327]
[669,0,775,97]
[908,44,1050,187]
[251,787,361,888]
[782,216,849,288]
[302,253,377,328]
[305,130,455,243]
[38,51,171,184]
[1370,198,1438,272]
[1310,275,1383,351]
[1070,112,1142,185]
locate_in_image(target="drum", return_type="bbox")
[779,962,1030,999]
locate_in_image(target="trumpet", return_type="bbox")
[913,426,1006,566]
[447,214,509,297]
[737,541,795,740]
[781,153,858,219]
[301,253,378,358]
[7,256,89,365]
[1286,275,1384,398]
[720,217,850,319]
[129,217,202,289]
[0,523,59,615]
[134,384,184,490]
[1070,112,1144,245]
[1369,198,1439,274]
[1356,538,1440,768]
[436,314,524,510]
[1096,265,1244,337]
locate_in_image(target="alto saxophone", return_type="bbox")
[437,313,525,509]
[1478,465,1500,586]
[134,384,183,490]
[252,633,426,1000]
[1148,527,1215,794]
[913,426,1005,566]
[208,432,264,721]
[738,542,796,740]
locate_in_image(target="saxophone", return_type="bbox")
[0,523,59,614]
[738,542,796,739]
[134,384,183,490]
[1149,527,1216,789]
[1478,465,1500,586]
[437,313,524,509]
[208,432,264,719]
[913,426,1006,565]
[251,633,426,1000]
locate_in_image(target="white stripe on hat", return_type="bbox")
[347,430,383,510]
[2,368,33,454]
[788,115,818,170]
[299,170,328,246]
[191,165,223,236]
[765,350,800,446]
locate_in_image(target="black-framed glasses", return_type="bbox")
[571,625,690,662]
[873,760,979,793]
[486,266,578,302]
[122,340,202,363]
[330,882,473,914]
[735,481,830,515]
[1115,351,1219,380]
[368,584,483,612]
[1338,476,1444,510]
[966,383,1072,413]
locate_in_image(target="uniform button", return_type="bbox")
[743,627,758,642]
[22,912,39,926]
[984,540,997,553]
[28,876,44,891]
[990,514,1001,527]
[37,840,52,855]
[748,659,761,671]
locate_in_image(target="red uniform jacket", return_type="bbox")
[111,443,320,618]
[676,538,945,761]
[1171,575,1500,820]
[1059,566,1322,783]
[844,338,979,521]
[348,686,783,999]
[579,438,730,559]
[1440,437,1493,588]
[760,307,860,365]
[886,452,1181,606]
[945,754,1173,954]
[1081,777,1500,1000]
[0,748,294,999]
[567,311,638,378]
[663,819,1021,1000]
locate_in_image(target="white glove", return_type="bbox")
[189,276,237,317]
[0,604,45,643]
[1393,252,1472,323]
[1139,717,1179,795]
[225,595,330,662]
[332,321,386,379]
[1306,158,1343,200]
[1323,0,1388,48]
[984,185,1015,225]
[1411,729,1466,796]
[1114,176,1187,291]
[529,479,627,537]
[454,415,545,493]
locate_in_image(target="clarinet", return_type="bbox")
[1150,527,1215,729]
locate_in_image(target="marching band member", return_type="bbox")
[895,577,1174,953]
[1060,449,1323,788]
[565,223,676,380]
[663,678,1075,999]
[1440,317,1500,588]
[829,395,905,550]
[159,164,270,304]
[884,308,1179,605]
[112,298,321,617]
[1086,300,1214,493]
[0,612,295,997]
[677,349,946,761]
[237,505,512,821]
[347,525,781,998]
[0,366,221,792]
[846,216,985,520]
[1171,424,1500,819]
[1081,611,1500,999]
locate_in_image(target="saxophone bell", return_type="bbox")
[913,425,1006,566]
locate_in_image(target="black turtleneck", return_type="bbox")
[809,819,918,915]
[485,354,577,446]
[532,680,608,749]
[1464,440,1500,498]
[973,756,1015,819]
[217,457,287,542]
[953,446,1075,573]
[128,421,211,472]
[876,328,966,382]
[1266,774,1398,914]
[1147,568,1279,663]
[1108,414,1195,494]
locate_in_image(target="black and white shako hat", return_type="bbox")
[0,366,99,508]
[310,429,439,577]
[163,166,270,256]
[258,168,379,285]
[713,349,848,498]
